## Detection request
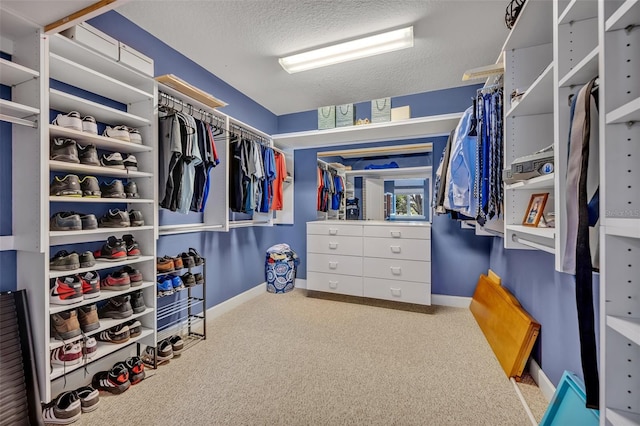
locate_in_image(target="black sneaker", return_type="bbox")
[168,335,184,355]
[194,272,204,286]
[78,251,96,268]
[130,290,146,314]
[77,143,100,166]
[79,176,101,197]
[50,212,82,231]
[99,209,130,228]
[122,234,141,258]
[50,138,79,163]
[180,252,196,269]
[129,210,144,226]
[74,386,99,413]
[93,236,127,261]
[50,250,80,271]
[41,391,81,425]
[50,174,82,197]
[100,180,125,198]
[69,212,98,230]
[124,181,140,199]
[181,272,196,287]
[188,248,204,266]
[100,152,125,169]
[92,363,130,394]
[122,154,138,171]
[125,319,142,338]
[124,356,145,384]
[98,296,133,319]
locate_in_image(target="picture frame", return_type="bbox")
[522,193,549,227]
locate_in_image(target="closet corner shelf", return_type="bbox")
[606,0,640,32]
[49,160,153,178]
[502,0,553,51]
[558,0,598,25]
[156,74,227,109]
[506,62,553,118]
[0,57,39,86]
[606,408,640,426]
[0,235,15,251]
[504,173,554,190]
[49,196,154,204]
[558,48,599,88]
[50,226,154,246]
[605,218,640,239]
[607,315,640,345]
[49,125,153,153]
[49,281,155,316]
[606,97,640,124]
[48,255,155,279]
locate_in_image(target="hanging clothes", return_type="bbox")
[198,123,221,213]
[272,152,287,211]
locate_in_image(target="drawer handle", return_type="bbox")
[329,280,338,289]
[329,242,338,249]
[390,266,402,275]
[329,261,338,269]
[390,287,402,297]
[390,231,401,238]
[328,228,338,235]
[390,245,401,253]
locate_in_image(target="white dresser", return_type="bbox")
[306,221,431,305]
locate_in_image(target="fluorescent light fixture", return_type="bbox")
[279,26,414,74]
[462,62,504,81]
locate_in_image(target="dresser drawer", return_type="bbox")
[363,277,431,305]
[307,272,363,296]
[307,222,362,237]
[307,253,363,276]
[363,225,430,240]
[307,235,362,256]
[363,237,430,261]
[363,257,431,283]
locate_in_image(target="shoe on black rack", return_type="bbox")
[41,390,81,425]
[74,385,99,413]
[77,143,100,166]
[98,295,133,319]
[95,323,130,344]
[50,212,82,231]
[79,176,101,198]
[181,272,196,287]
[130,290,146,314]
[124,356,145,384]
[194,272,204,286]
[168,335,184,355]
[142,340,173,366]
[188,248,204,266]
[98,209,130,228]
[93,236,127,261]
[51,111,82,131]
[100,179,125,198]
[124,181,140,199]
[128,209,144,226]
[50,250,80,272]
[100,152,125,169]
[50,138,79,163]
[50,174,82,197]
[180,252,196,269]
[92,363,130,394]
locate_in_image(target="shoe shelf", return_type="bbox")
[49,53,153,105]
[49,125,153,153]
[504,173,555,190]
[156,296,204,321]
[49,281,155,316]
[606,408,640,426]
[606,97,640,124]
[607,316,640,346]
[50,226,154,246]
[606,0,640,31]
[50,327,154,380]
[505,62,554,118]
[156,263,205,277]
[49,160,154,178]
[156,283,204,299]
[49,89,150,128]
[605,218,640,239]
[49,196,155,204]
[49,255,155,279]
[558,47,599,88]
[0,57,39,86]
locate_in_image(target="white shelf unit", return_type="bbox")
[502,0,555,253]
[10,27,159,403]
[599,0,640,422]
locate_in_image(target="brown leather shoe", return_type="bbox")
[51,310,81,340]
[172,255,183,270]
[157,257,174,273]
[78,304,100,332]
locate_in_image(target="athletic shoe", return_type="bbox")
[100,271,131,291]
[81,115,98,134]
[94,236,126,261]
[124,356,145,384]
[78,251,96,268]
[99,209,130,228]
[50,310,81,340]
[92,364,130,394]
[142,340,173,365]
[50,138,79,163]
[168,335,184,355]
[78,271,100,299]
[124,181,140,199]
[170,275,184,291]
[78,304,100,333]
[102,125,130,142]
[128,127,142,144]
[98,296,132,319]
[100,152,124,169]
[79,175,101,197]
[50,276,83,305]
[96,323,130,344]
[180,252,196,269]
[74,386,99,413]
[188,247,204,266]
[122,234,141,258]
[181,272,196,287]
[77,143,100,166]
[69,212,98,230]
[82,336,98,359]
[157,276,174,297]
[50,250,80,271]
[122,154,138,171]
[50,174,82,197]
[125,319,142,338]
[50,342,83,366]
[171,255,184,270]
[50,212,82,231]
[52,111,82,131]
[120,265,143,286]
[194,272,204,286]
[100,179,125,198]
[130,290,146,313]
[41,390,81,425]
[129,210,144,226]
[157,257,174,273]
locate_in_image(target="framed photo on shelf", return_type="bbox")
[522,193,548,227]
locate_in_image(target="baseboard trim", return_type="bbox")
[431,294,472,308]
[294,278,307,289]
[206,283,265,321]
[528,358,556,402]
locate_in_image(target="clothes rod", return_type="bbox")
[512,234,555,254]
[159,92,226,124]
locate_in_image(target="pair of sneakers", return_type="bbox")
[103,125,142,144]
[50,336,97,366]
[157,274,184,297]
[142,335,183,366]
[41,385,100,425]
[52,111,97,134]
[91,356,145,395]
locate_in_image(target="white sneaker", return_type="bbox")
[100,152,125,169]
[123,154,138,171]
[82,116,98,134]
[128,127,142,144]
[102,125,130,142]
[52,111,82,131]
[50,342,83,366]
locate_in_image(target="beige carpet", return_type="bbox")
[77,289,547,425]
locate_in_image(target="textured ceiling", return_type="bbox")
[116,0,509,115]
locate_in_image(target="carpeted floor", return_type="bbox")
[77,289,547,425]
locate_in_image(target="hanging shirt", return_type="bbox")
[331,173,344,210]
[272,152,287,211]
[445,106,478,218]
[158,113,182,210]
[259,146,276,213]
[178,114,202,214]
